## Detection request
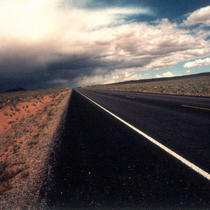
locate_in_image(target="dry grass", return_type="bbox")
[0,88,71,207]
[0,88,69,110]
[86,73,210,97]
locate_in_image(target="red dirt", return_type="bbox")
[0,95,54,135]
[0,88,71,208]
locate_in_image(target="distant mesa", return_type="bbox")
[5,88,26,92]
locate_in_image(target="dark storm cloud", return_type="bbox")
[0,0,210,90]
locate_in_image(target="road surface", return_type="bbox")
[78,88,210,174]
[47,89,210,209]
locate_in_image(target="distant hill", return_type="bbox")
[86,72,210,97]
[5,88,26,92]
[106,72,210,86]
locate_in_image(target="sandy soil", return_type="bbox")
[0,95,53,134]
[0,88,71,209]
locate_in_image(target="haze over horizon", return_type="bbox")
[0,0,210,91]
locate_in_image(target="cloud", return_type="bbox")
[183,6,210,26]
[77,70,146,86]
[184,57,210,68]
[0,0,151,88]
[0,0,151,40]
[0,1,210,90]
[156,72,174,78]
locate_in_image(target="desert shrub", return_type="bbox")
[0,161,13,194]
[13,144,20,154]
[47,110,54,116]
[4,111,8,116]
[33,133,39,138]
[21,170,29,179]
[28,140,38,146]
[0,161,8,182]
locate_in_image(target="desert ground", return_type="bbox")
[86,72,210,97]
[0,88,71,208]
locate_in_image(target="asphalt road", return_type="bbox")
[78,88,210,174]
[47,89,210,209]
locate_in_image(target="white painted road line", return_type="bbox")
[78,90,210,181]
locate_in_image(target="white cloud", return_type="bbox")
[184,57,210,68]
[0,0,210,87]
[184,6,210,26]
[156,72,174,78]
[100,19,210,72]
[0,0,151,41]
[78,69,146,86]
[0,0,152,76]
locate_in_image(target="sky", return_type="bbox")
[0,0,210,90]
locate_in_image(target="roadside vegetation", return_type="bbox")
[0,88,71,207]
[85,72,210,97]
